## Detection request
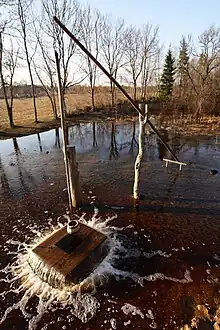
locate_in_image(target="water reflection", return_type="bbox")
[157,130,169,161]
[55,128,61,148]
[109,123,119,160]
[37,133,43,153]
[0,121,219,200]
[92,122,98,148]
[12,137,21,155]
[13,138,29,194]
[129,122,138,154]
[0,156,11,198]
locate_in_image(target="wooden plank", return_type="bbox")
[31,223,108,285]
[163,158,187,171]
[33,227,67,249]
[33,245,64,267]
[55,230,106,276]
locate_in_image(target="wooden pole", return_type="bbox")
[54,51,73,212]
[133,104,148,207]
[67,145,81,207]
[53,16,180,162]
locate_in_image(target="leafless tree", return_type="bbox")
[123,25,142,101]
[34,36,58,119]
[140,24,160,100]
[186,26,220,116]
[0,26,19,127]
[16,0,38,122]
[100,16,125,107]
[80,6,102,110]
[0,0,15,4]
[42,0,81,114]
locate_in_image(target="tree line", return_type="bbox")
[0,0,220,128]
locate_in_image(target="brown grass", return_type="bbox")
[159,114,220,135]
[0,91,219,138]
[0,90,126,127]
[0,91,130,138]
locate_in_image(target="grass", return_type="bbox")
[159,114,220,135]
[0,92,220,139]
[0,91,130,138]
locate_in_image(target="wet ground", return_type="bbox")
[0,120,219,330]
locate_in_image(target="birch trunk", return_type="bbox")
[133,104,148,202]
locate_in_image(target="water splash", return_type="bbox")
[0,211,194,330]
[0,212,131,329]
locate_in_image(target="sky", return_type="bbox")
[5,0,220,84]
[80,0,220,49]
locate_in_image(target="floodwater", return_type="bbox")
[0,120,219,330]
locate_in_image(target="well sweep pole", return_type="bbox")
[53,16,179,162]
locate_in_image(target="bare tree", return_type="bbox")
[100,16,125,107]
[42,0,81,114]
[0,26,19,127]
[140,24,160,100]
[123,25,142,101]
[16,0,38,122]
[0,0,15,4]
[80,6,102,110]
[34,36,58,119]
[187,26,220,116]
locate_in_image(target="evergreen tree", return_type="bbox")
[178,36,189,88]
[160,48,175,98]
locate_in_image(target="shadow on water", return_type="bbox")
[157,129,169,161]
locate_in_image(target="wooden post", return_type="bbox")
[67,145,81,207]
[55,51,73,212]
[133,103,148,207]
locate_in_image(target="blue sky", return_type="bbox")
[80,0,220,49]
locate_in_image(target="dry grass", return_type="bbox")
[0,91,126,127]
[159,114,220,135]
[0,97,54,126]
[0,91,128,138]
[0,92,219,138]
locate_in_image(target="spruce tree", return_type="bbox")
[160,49,175,98]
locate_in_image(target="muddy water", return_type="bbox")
[0,120,220,330]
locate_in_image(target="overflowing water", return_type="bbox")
[0,208,196,330]
[0,122,219,329]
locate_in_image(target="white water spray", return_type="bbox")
[0,211,193,330]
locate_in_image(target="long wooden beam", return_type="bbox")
[53,16,179,162]
[55,51,73,212]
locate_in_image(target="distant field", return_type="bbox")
[0,91,125,127]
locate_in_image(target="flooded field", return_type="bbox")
[0,120,219,330]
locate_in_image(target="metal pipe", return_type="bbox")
[53,16,179,162]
